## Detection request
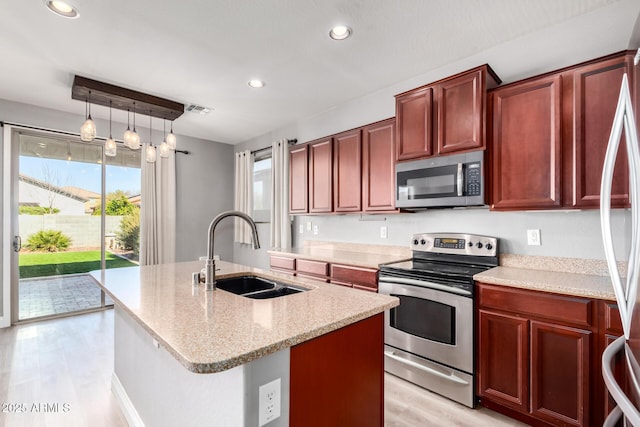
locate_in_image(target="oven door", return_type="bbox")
[378,276,473,374]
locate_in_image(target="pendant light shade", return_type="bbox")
[159,141,170,158]
[146,112,156,163]
[166,120,177,149]
[105,101,117,157]
[80,94,96,142]
[123,109,135,148]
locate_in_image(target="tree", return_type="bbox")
[93,191,137,216]
[40,162,69,214]
[117,208,139,255]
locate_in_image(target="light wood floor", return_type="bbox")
[0,310,527,426]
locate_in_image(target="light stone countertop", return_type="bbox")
[474,266,617,301]
[268,241,411,269]
[90,260,398,374]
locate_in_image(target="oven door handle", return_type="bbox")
[384,350,469,385]
[379,276,472,296]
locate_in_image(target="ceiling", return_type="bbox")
[1,0,639,145]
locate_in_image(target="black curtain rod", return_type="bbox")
[0,121,189,155]
[250,138,297,156]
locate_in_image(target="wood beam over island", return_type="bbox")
[90,260,398,426]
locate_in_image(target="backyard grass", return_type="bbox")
[19,250,137,278]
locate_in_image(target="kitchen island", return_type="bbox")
[91,260,398,427]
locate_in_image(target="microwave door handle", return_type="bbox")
[457,163,464,196]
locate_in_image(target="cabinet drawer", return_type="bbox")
[270,255,295,271]
[330,264,378,290]
[297,259,329,278]
[602,301,623,336]
[478,284,594,328]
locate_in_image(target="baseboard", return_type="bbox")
[111,373,145,427]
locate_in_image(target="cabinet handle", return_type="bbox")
[384,350,468,385]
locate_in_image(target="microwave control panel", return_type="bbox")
[465,162,481,196]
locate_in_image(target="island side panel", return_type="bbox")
[289,313,384,427]
[113,307,245,426]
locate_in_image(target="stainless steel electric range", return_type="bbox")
[378,232,499,408]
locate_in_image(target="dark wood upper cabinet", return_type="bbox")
[362,118,396,212]
[570,55,632,208]
[396,65,499,161]
[309,138,333,213]
[438,67,497,154]
[490,74,563,210]
[289,144,308,214]
[333,129,362,212]
[490,50,636,211]
[395,87,433,160]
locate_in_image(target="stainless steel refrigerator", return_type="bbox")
[601,54,640,426]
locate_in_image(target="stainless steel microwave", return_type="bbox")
[395,151,485,209]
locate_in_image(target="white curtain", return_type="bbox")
[234,150,253,244]
[270,139,291,248]
[140,145,176,265]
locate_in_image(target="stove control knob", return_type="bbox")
[486,243,493,251]
[420,239,427,245]
[413,239,419,246]
[476,242,483,249]
[468,241,474,247]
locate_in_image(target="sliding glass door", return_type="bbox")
[11,129,141,323]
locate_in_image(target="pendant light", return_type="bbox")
[159,119,170,158]
[123,108,134,148]
[146,112,157,163]
[166,120,177,149]
[127,102,141,150]
[105,101,117,157]
[80,91,96,141]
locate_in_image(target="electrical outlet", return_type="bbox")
[258,378,281,426]
[527,229,541,246]
[380,226,388,239]
[299,223,304,234]
[313,225,319,235]
[306,221,312,231]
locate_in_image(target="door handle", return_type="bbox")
[457,163,464,196]
[13,235,21,252]
[384,350,468,385]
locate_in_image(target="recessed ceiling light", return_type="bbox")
[43,0,80,18]
[329,25,352,40]
[248,79,266,89]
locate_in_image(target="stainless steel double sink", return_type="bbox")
[215,275,307,299]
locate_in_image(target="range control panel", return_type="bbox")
[410,232,498,257]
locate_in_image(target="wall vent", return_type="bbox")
[186,104,212,114]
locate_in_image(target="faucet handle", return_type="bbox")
[192,271,204,285]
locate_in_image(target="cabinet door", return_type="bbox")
[362,118,396,211]
[491,75,562,210]
[437,69,484,154]
[478,310,529,413]
[289,145,308,214]
[396,87,433,160]
[571,56,631,208]
[309,138,333,213]
[530,321,591,426]
[333,129,362,212]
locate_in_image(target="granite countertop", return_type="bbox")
[475,264,617,301]
[90,260,398,374]
[268,242,411,269]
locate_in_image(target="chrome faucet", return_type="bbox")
[196,210,260,290]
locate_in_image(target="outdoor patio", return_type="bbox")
[19,273,113,320]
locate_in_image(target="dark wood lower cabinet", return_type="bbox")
[290,314,384,426]
[530,321,591,426]
[477,283,619,427]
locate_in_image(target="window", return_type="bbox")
[252,155,271,222]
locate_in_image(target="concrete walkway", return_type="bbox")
[19,273,113,320]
